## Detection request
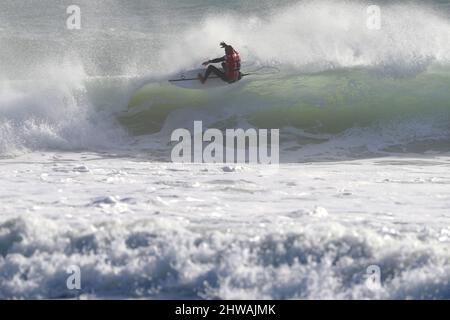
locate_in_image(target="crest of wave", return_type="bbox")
[0,58,126,155]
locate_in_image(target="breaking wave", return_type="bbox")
[1,0,450,160]
[2,214,450,299]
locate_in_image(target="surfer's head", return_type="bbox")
[225,46,234,55]
[220,42,234,55]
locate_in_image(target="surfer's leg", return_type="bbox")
[198,66,227,84]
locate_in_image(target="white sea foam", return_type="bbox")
[1,154,450,299]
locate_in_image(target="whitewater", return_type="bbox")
[1,0,450,299]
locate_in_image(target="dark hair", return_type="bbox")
[225,46,234,54]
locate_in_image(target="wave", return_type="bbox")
[0,62,128,156]
[1,214,450,299]
[1,1,450,159]
[122,65,450,160]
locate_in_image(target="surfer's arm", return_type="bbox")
[202,56,226,66]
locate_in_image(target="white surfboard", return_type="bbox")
[169,68,239,89]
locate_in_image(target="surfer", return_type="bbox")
[198,42,242,84]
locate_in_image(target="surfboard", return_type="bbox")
[168,68,236,89]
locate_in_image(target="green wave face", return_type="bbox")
[121,66,450,137]
[247,68,450,133]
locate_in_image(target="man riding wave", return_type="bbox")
[198,42,242,84]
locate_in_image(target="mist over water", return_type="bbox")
[0,0,450,159]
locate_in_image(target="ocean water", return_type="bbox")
[0,0,450,299]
